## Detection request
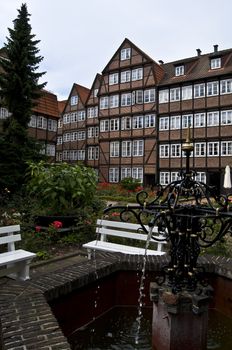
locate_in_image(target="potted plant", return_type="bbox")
[26,161,98,227]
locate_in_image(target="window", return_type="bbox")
[132,167,143,182]
[194,113,206,127]
[70,95,78,105]
[121,93,132,106]
[121,116,131,130]
[63,151,69,160]
[171,172,180,182]
[78,150,85,160]
[182,86,192,100]
[133,115,143,129]
[110,118,119,131]
[195,142,206,157]
[207,81,219,96]
[88,147,99,160]
[132,68,143,81]
[100,119,109,132]
[175,65,184,76]
[196,172,206,183]
[121,48,131,60]
[221,110,232,125]
[160,172,170,185]
[208,142,219,156]
[37,116,47,129]
[121,70,131,83]
[94,89,99,97]
[171,144,181,157]
[56,152,62,162]
[170,88,180,101]
[221,79,232,94]
[58,119,62,128]
[170,115,180,130]
[71,132,78,141]
[69,150,78,160]
[77,111,86,121]
[47,119,57,132]
[110,141,120,157]
[109,73,119,85]
[207,111,219,126]
[63,113,70,124]
[46,144,55,156]
[100,96,109,109]
[133,140,144,156]
[77,131,86,140]
[194,83,205,98]
[0,107,9,119]
[159,90,169,103]
[109,95,119,108]
[145,114,155,128]
[109,168,119,182]
[122,141,132,157]
[221,141,232,156]
[70,112,77,123]
[159,117,169,130]
[211,58,221,69]
[136,90,143,104]
[144,89,155,103]
[121,168,131,180]
[29,115,37,127]
[160,145,169,158]
[63,133,70,142]
[57,136,63,145]
[88,127,99,138]
[87,106,98,118]
[182,114,193,128]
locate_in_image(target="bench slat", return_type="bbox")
[83,240,165,256]
[96,219,160,233]
[0,249,36,266]
[98,227,166,242]
[0,234,21,245]
[0,225,20,235]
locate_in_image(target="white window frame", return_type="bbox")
[57,136,63,145]
[160,144,169,158]
[70,95,78,105]
[207,111,219,126]
[144,89,155,103]
[100,96,109,110]
[63,114,70,124]
[110,118,119,131]
[196,172,206,183]
[121,93,132,106]
[110,141,120,157]
[221,141,232,156]
[121,116,131,130]
[78,150,85,160]
[175,65,184,76]
[182,114,193,128]
[207,81,219,96]
[100,119,109,132]
[208,142,219,156]
[132,167,143,182]
[109,73,119,85]
[159,90,169,103]
[221,79,232,94]
[170,144,181,158]
[77,111,86,121]
[194,83,205,98]
[160,172,170,185]
[109,95,119,108]
[133,115,143,129]
[145,114,155,128]
[221,110,232,125]
[136,90,143,104]
[122,141,132,157]
[121,48,131,61]
[109,168,119,183]
[77,131,86,140]
[194,113,206,128]
[121,167,131,180]
[29,115,37,127]
[132,68,143,81]
[46,144,56,157]
[121,70,131,83]
[195,142,206,157]
[182,86,192,100]
[133,140,144,156]
[170,88,180,101]
[211,58,221,69]
[159,117,169,130]
[170,115,180,130]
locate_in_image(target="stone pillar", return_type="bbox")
[150,283,211,350]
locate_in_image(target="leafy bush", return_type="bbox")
[26,161,98,215]
[120,177,142,192]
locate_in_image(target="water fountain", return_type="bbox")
[102,128,232,350]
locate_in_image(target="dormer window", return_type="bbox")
[175,65,184,76]
[70,95,78,105]
[211,57,221,69]
[121,48,131,61]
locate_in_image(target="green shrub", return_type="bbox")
[120,177,142,192]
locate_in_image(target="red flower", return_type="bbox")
[111,212,120,217]
[52,221,63,229]
[35,226,41,232]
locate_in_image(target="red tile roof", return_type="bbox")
[73,83,90,104]
[33,90,59,118]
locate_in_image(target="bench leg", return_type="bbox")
[17,259,33,281]
[87,249,92,260]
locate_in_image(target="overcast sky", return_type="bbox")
[0,0,231,100]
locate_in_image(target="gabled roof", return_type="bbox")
[33,90,59,118]
[86,73,102,103]
[73,83,90,104]
[102,38,159,73]
[58,100,67,114]
[159,48,232,86]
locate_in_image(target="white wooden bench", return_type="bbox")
[83,219,167,259]
[0,225,36,280]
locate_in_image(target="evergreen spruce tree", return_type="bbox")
[0,3,46,193]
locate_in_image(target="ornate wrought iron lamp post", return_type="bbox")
[104,128,232,294]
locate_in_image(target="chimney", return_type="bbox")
[158,60,164,65]
[196,48,201,56]
[214,44,218,53]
